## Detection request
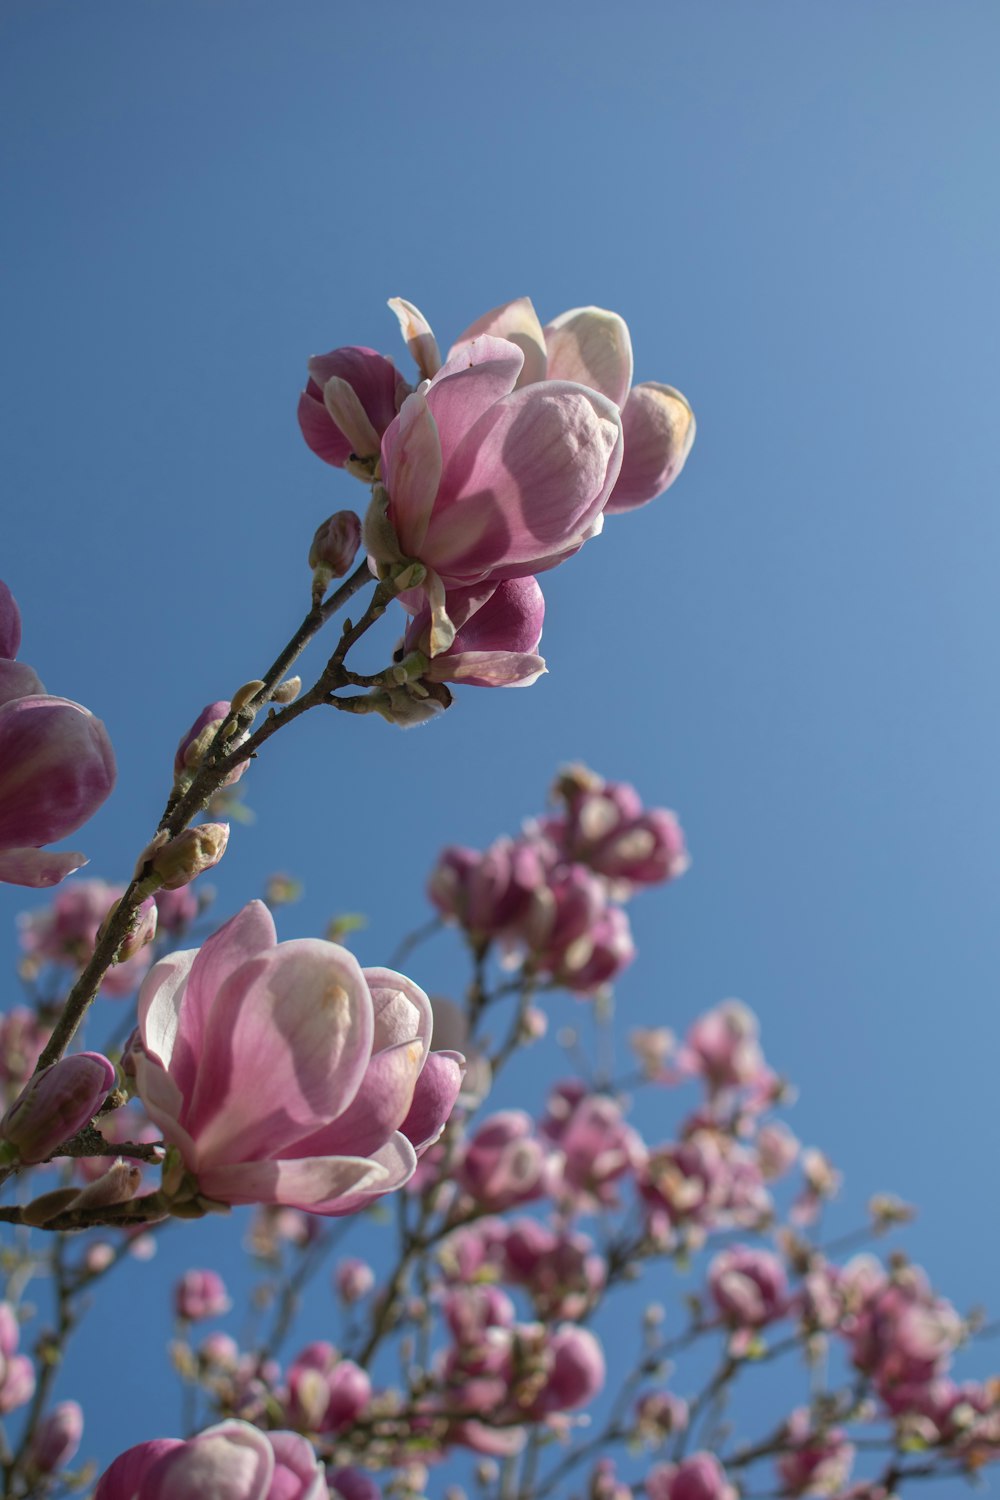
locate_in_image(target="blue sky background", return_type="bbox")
[3,0,1000,1487]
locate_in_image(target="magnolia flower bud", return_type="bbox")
[174,1269,232,1322]
[173,703,249,786]
[0,1052,116,1165]
[98,894,158,963]
[310,511,362,602]
[149,823,230,891]
[30,1400,83,1474]
[71,1159,143,1211]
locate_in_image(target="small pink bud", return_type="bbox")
[99,894,158,963]
[174,1269,232,1322]
[173,703,249,786]
[334,1258,375,1305]
[31,1401,83,1474]
[148,823,230,891]
[309,511,363,602]
[0,1052,116,1164]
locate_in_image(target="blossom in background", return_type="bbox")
[130,901,464,1216]
[0,581,115,888]
[19,880,156,998]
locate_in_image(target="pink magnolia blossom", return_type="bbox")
[284,1342,371,1433]
[647,1453,737,1500]
[19,880,155,997]
[541,1082,646,1208]
[298,346,405,471]
[174,1268,232,1322]
[708,1244,789,1330]
[428,836,546,937]
[775,1408,855,1495]
[95,1421,327,1500]
[457,1110,553,1211]
[550,769,690,888]
[678,1001,769,1094]
[131,901,463,1215]
[0,1303,35,1415]
[0,582,116,887]
[402,577,546,689]
[334,1257,375,1304]
[394,296,695,513]
[30,1400,84,1475]
[370,335,622,651]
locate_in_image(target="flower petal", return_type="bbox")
[197,1152,389,1214]
[0,582,22,661]
[0,846,88,887]
[426,650,546,689]
[320,1132,418,1216]
[425,384,622,584]
[291,1039,425,1160]
[143,1421,274,1500]
[544,307,634,406]
[449,299,547,387]
[381,387,443,557]
[0,697,115,850]
[388,297,442,381]
[0,659,44,708]
[400,1050,466,1152]
[426,337,524,454]
[183,939,375,1166]
[606,382,696,512]
[365,967,433,1058]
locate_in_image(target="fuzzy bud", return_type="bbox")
[99,894,158,963]
[149,823,230,891]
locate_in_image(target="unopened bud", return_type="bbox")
[0,1053,116,1165]
[174,701,249,786]
[71,1159,143,1211]
[30,1401,83,1473]
[370,680,451,728]
[150,823,230,891]
[20,1189,82,1227]
[310,511,363,602]
[98,894,158,963]
[271,675,302,705]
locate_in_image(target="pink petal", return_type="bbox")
[543,307,634,406]
[0,659,44,708]
[381,387,443,556]
[297,382,351,467]
[197,1152,389,1214]
[182,939,375,1167]
[388,297,442,381]
[138,948,198,1070]
[424,383,622,584]
[94,1440,184,1500]
[449,299,547,387]
[267,1432,328,1500]
[143,1422,274,1500]
[298,347,401,468]
[0,696,115,850]
[400,1051,465,1152]
[0,846,88,887]
[364,967,433,1057]
[426,336,524,454]
[290,1039,425,1160]
[0,581,22,661]
[606,382,696,512]
[132,1052,197,1162]
[320,1132,418,1216]
[426,650,546,689]
[161,903,275,1104]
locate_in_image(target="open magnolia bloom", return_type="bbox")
[0,580,116,887]
[130,901,463,1216]
[391,295,695,512]
[368,333,622,652]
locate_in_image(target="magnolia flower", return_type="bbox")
[94,1421,327,1500]
[0,620,115,888]
[131,901,463,1216]
[392,295,695,512]
[369,334,622,651]
[402,577,546,689]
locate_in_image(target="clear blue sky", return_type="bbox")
[2,0,999,1482]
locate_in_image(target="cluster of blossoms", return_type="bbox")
[429,764,688,993]
[297,297,694,718]
[0,296,996,1500]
